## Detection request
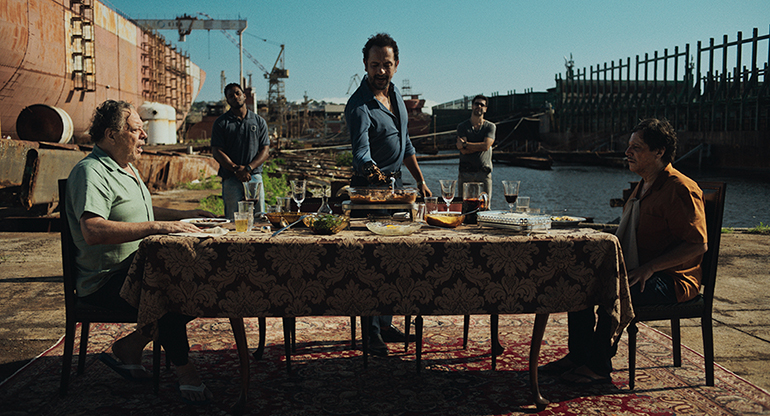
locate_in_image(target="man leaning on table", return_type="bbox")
[66,100,216,404]
[345,33,431,357]
[539,118,708,385]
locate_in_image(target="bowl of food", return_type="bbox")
[265,212,309,228]
[550,215,586,228]
[303,214,350,235]
[346,187,419,204]
[366,221,422,236]
[425,212,465,228]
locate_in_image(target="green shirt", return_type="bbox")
[66,145,154,296]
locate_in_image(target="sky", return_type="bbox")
[103,0,770,112]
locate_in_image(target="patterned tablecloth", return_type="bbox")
[122,222,633,342]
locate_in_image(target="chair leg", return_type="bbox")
[59,319,77,395]
[672,318,682,367]
[282,317,293,374]
[350,316,356,349]
[462,315,470,349]
[361,316,370,369]
[252,317,266,361]
[77,322,90,375]
[404,315,411,352]
[702,315,715,386]
[415,315,423,373]
[289,317,296,353]
[628,322,639,390]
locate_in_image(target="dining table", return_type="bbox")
[121,218,633,413]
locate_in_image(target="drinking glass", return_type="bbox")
[290,179,306,213]
[439,180,456,212]
[233,212,250,232]
[424,196,439,214]
[238,201,254,231]
[517,196,531,212]
[276,197,291,213]
[502,180,521,213]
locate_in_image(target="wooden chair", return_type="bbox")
[627,181,726,389]
[58,179,161,395]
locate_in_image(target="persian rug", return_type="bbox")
[1,314,769,415]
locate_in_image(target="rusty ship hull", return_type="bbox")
[0,0,205,142]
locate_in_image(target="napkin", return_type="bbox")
[170,226,229,238]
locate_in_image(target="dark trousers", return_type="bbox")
[566,272,678,376]
[80,269,195,366]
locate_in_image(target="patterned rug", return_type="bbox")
[2,314,769,415]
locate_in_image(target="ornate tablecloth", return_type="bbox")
[122,223,633,342]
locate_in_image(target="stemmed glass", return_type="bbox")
[290,179,306,213]
[502,180,520,213]
[439,180,456,212]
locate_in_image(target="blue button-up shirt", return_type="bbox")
[345,75,415,178]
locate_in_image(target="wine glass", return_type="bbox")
[502,180,520,213]
[317,185,333,214]
[290,179,306,213]
[439,180,456,212]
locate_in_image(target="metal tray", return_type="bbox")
[477,211,552,231]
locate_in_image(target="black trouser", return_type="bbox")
[566,272,678,376]
[80,268,195,366]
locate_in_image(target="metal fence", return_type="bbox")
[555,26,770,134]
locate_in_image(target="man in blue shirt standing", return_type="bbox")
[211,83,270,218]
[345,33,432,356]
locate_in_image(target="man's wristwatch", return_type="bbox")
[462,142,468,149]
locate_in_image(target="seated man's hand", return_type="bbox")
[628,264,655,292]
[155,221,202,234]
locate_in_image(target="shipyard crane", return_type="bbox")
[134,15,248,91]
[346,74,362,94]
[194,13,288,136]
[135,14,289,136]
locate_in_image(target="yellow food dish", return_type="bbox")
[425,213,465,228]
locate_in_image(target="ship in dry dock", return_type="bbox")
[0,0,220,216]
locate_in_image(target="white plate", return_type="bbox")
[181,218,231,228]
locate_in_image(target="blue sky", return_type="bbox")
[104,0,770,111]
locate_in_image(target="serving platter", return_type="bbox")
[181,218,230,228]
[366,221,422,236]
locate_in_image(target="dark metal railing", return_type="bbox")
[555,25,770,134]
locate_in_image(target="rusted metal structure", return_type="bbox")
[0,0,205,142]
[0,138,218,215]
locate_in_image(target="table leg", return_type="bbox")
[529,313,550,411]
[229,317,250,415]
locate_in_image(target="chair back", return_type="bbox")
[58,179,78,316]
[696,181,726,310]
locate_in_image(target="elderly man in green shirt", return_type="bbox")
[66,100,215,405]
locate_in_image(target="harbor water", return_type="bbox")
[414,156,769,228]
